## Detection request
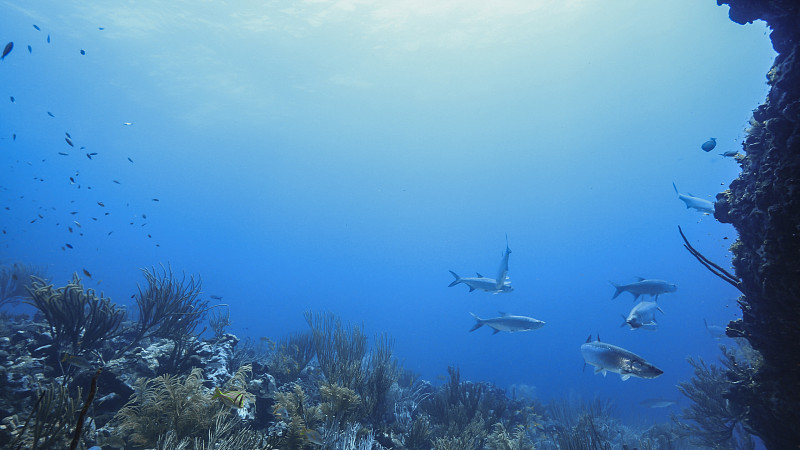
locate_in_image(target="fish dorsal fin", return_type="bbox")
[476,272,484,277]
[585,334,592,343]
[492,328,501,335]
[499,311,508,316]
[597,333,601,342]
[636,276,646,281]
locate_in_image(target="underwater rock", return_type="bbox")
[714,1,800,447]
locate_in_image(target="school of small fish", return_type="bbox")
[0,24,160,260]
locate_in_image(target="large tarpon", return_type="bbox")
[469,312,545,334]
[610,277,676,301]
[448,271,513,293]
[620,301,663,330]
[449,239,513,294]
[494,239,511,291]
[580,335,663,381]
[673,182,715,214]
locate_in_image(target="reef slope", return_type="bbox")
[714,1,800,448]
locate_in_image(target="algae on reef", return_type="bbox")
[713,0,800,447]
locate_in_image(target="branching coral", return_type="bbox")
[305,311,367,391]
[0,262,47,308]
[270,331,316,384]
[674,347,756,449]
[112,365,256,448]
[485,423,534,450]
[26,274,125,358]
[7,381,81,450]
[361,332,399,423]
[320,382,361,425]
[272,383,323,449]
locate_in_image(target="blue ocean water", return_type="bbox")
[0,0,775,430]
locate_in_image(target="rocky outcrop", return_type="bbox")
[714,1,800,448]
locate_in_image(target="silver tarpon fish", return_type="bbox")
[610,277,676,301]
[448,271,513,293]
[672,182,715,214]
[581,334,663,381]
[704,318,726,339]
[469,312,544,334]
[621,301,663,330]
[449,240,514,294]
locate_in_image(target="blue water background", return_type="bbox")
[1,0,775,426]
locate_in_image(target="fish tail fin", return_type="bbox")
[703,318,709,329]
[609,281,623,299]
[211,387,223,400]
[620,315,628,328]
[448,270,461,287]
[469,312,484,332]
[672,182,678,195]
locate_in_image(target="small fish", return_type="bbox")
[303,429,323,446]
[127,157,134,163]
[69,177,75,183]
[74,220,82,227]
[701,138,717,152]
[719,150,740,158]
[65,243,73,248]
[209,295,223,300]
[640,398,677,409]
[123,122,132,126]
[27,45,32,53]
[12,133,16,141]
[37,213,43,219]
[61,353,93,369]
[65,137,74,147]
[86,153,93,159]
[211,387,246,408]
[1,42,13,60]
[273,406,289,421]
[47,111,55,117]
[70,211,78,215]
[142,213,147,219]
[97,201,105,207]
[98,27,105,30]
[47,34,50,43]
[65,132,71,138]
[83,268,92,278]
[33,24,41,31]
[152,198,159,202]
[58,152,68,156]
[89,152,98,156]
[108,231,113,235]
[112,180,120,184]
[68,227,73,233]
[9,96,14,103]
[30,218,37,223]
[80,49,85,55]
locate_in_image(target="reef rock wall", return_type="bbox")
[713,1,800,448]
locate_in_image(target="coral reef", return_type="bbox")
[0,263,708,449]
[712,1,800,446]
